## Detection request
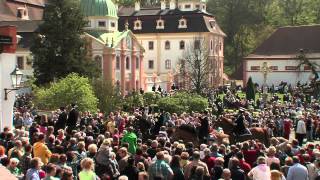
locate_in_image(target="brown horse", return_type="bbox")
[169,125,229,146]
[215,117,270,146]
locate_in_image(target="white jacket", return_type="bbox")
[296,120,306,134]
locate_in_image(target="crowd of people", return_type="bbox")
[1,85,320,180]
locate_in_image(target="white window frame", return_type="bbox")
[156,19,165,29]
[134,20,142,30]
[178,18,187,29]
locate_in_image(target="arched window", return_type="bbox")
[156,19,165,29]
[179,41,185,50]
[136,57,139,69]
[210,40,213,51]
[116,56,120,70]
[165,41,170,50]
[94,55,102,70]
[126,57,130,70]
[134,19,142,30]
[165,59,171,69]
[178,18,187,28]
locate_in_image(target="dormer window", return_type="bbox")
[185,4,191,9]
[98,21,106,27]
[178,18,187,29]
[17,7,29,20]
[156,19,165,29]
[209,20,216,29]
[110,22,116,28]
[134,19,142,30]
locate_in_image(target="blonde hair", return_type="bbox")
[88,144,97,153]
[80,158,94,170]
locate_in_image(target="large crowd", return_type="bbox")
[1,84,320,180]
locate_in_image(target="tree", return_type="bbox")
[31,0,99,85]
[34,73,98,112]
[246,77,255,101]
[179,37,210,94]
[92,79,123,115]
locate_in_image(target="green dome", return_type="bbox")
[80,0,118,18]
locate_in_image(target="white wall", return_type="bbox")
[245,59,320,86]
[0,53,17,131]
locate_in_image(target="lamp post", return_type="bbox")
[4,67,23,100]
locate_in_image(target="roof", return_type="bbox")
[0,20,42,32]
[85,30,145,51]
[118,7,225,35]
[0,0,44,21]
[252,25,320,55]
[80,0,118,18]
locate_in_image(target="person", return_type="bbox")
[148,151,173,180]
[170,155,185,180]
[248,156,271,180]
[287,156,308,180]
[7,158,22,178]
[198,111,209,143]
[78,158,99,180]
[118,147,130,173]
[33,134,52,165]
[121,157,139,180]
[44,163,59,180]
[121,127,137,155]
[220,168,232,180]
[54,107,67,134]
[66,104,79,133]
[230,158,245,180]
[25,157,43,180]
[184,151,210,179]
[234,108,246,135]
[296,117,307,146]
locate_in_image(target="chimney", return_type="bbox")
[160,0,166,10]
[169,0,175,9]
[135,1,140,11]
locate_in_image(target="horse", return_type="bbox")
[215,117,270,146]
[169,124,229,146]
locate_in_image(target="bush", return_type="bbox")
[34,73,98,112]
[157,92,208,114]
[143,92,161,106]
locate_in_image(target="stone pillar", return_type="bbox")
[102,52,116,83]
[131,53,136,91]
[139,54,145,90]
[120,51,126,95]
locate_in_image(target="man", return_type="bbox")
[184,151,210,179]
[66,103,79,133]
[287,156,308,180]
[148,151,173,180]
[199,111,210,143]
[25,157,43,180]
[121,127,137,155]
[54,107,67,134]
[118,147,130,173]
[33,134,52,165]
[296,116,307,146]
[230,158,246,180]
[106,113,116,134]
[234,108,246,135]
[248,156,271,180]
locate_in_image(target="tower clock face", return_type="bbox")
[126,36,132,49]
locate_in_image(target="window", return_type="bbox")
[94,55,102,70]
[134,20,142,30]
[194,40,200,49]
[285,66,297,71]
[165,60,171,69]
[178,18,187,28]
[250,66,260,71]
[209,20,216,28]
[17,56,24,70]
[116,56,120,70]
[210,40,213,50]
[269,66,278,71]
[149,41,154,50]
[136,57,139,69]
[110,22,116,28]
[126,57,130,70]
[179,41,185,50]
[148,60,154,69]
[195,4,200,9]
[165,41,170,50]
[98,21,106,27]
[185,4,191,8]
[156,19,164,29]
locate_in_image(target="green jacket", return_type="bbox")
[121,132,137,154]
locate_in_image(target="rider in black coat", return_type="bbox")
[54,107,67,134]
[66,104,79,133]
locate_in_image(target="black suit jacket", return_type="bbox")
[67,109,79,127]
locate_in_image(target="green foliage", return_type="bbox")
[143,92,161,106]
[246,77,256,101]
[34,73,98,112]
[31,0,99,85]
[92,79,122,114]
[122,92,144,112]
[157,92,208,114]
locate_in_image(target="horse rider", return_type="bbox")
[234,108,247,136]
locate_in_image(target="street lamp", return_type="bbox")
[4,67,23,100]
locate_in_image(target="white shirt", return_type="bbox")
[296,120,306,134]
[248,164,271,180]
